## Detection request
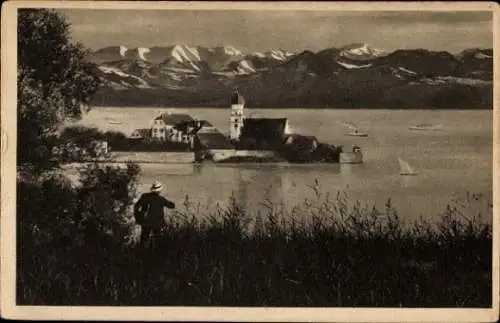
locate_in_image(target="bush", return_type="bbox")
[312,143,340,163]
[17,163,141,304]
[55,126,110,162]
[103,131,129,150]
[60,126,106,143]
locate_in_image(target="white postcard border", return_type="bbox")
[1,1,499,322]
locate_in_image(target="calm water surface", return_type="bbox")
[75,107,494,223]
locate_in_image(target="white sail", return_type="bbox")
[398,157,417,175]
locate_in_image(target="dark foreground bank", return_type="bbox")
[17,164,492,307]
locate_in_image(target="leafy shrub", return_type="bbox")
[103,131,129,150]
[17,163,141,304]
[312,143,340,163]
[279,140,340,163]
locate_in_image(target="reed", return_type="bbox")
[17,165,492,307]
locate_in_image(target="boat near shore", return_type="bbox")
[409,123,442,131]
[346,129,368,137]
[341,121,368,137]
[105,117,122,125]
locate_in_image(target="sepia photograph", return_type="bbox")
[1,1,498,321]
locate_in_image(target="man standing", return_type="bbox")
[134,181,175,248]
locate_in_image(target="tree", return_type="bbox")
[18,9,101,170]
[16,10,145,305]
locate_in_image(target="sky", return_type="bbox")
[58,9,493,54]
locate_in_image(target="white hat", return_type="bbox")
[150,181,163,192]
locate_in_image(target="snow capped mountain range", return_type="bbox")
[340,43,386,60]
[91,44,302,78]
[89,43,493,109]
[170,44,201,63]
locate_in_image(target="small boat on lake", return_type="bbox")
[398,157,418,176]
[104,116,122,125]
[341,122,368,137]
[409,123,442,131]
[346,129,368,137]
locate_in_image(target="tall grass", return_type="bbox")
[17,168,492,307]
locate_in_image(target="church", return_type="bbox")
[127,89,296,153]
[229,90,293,149]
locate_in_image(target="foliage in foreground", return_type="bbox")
[18,9,100,171]
[17,166,492,307]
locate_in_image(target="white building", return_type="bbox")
[229,90,246,140]
[150,113,195,140]
[227,90,293,144]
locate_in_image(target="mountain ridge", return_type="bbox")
[88,43,493,109]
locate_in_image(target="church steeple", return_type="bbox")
[229,88,245,140]
[231,88,246,105]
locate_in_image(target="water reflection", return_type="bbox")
[399,175,420,188]
[339,164,354,177]
[221,164,343,213]
[133,161,491,224]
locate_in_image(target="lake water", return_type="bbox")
[74,107,494,224]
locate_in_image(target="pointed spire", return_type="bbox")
[231,87,245,105]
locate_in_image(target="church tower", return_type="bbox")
[229,89,245,140]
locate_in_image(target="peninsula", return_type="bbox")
[95,90,363,165]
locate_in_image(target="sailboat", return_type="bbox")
[342,121,368,137]
[398,157,418,176]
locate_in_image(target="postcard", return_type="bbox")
[1,1,498,322]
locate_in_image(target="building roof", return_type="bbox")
[241,118,288,145]
[154,113,194,126]
[244,118,288,127]
[231,90,246,105]
[175,119,216,134]
[199,120,214,127]
[196,132,234,150]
